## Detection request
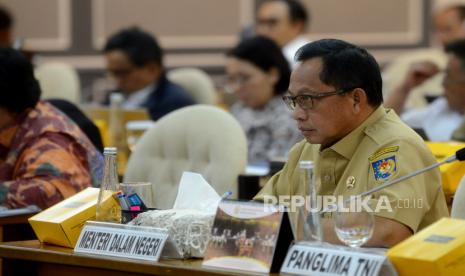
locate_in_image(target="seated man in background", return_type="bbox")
[383,1,465,110]
[255,0,309,68]
[103,27,196,121]
[254,39,448,247]
[0,48,103,209]
[386,39,465,141]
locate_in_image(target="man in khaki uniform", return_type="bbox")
[255,39,448,247]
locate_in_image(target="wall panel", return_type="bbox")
[2,0,71,50]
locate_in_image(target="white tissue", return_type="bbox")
[172,172,221,214]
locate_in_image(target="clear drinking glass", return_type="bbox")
[125,121,154,152]
[119,182,155,208]
[334,199,374,248]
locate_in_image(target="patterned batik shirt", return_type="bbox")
[231,96,303,163]
[0,101,103,209]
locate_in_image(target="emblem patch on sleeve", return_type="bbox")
[371,156,397,181]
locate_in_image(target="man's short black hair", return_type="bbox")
[450,5,465,22]
[0,6,12,30]
[445,38,465,71]
[0,48,41,113]
[295,39,383,107]
[260,0,309,25]
[103,27,163,67]
[227,36,291,95]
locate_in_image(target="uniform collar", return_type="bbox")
[328,105,386,159]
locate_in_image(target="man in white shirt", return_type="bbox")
[255,0,309,68]
[393,39,465,141]
[383,1,465,110]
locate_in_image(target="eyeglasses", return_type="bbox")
[108,67,137,78]
[223,74,253,93]
[256,17,280,28]
[282,88,355,110]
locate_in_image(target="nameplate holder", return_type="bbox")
[203,200,294,273]
[281,241,397,276]
[74,221,180,261]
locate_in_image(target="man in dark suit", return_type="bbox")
[103,27,196,120]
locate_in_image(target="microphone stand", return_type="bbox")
[321,151,462,214]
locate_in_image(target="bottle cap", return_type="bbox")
[110,92,124,104]
[103,147,117,155]
[299,160,314,169]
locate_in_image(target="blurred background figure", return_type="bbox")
[225,36,302,164]
[396,39,465,141]
[434,1,465,46]
[0,5,12,47]
[383,0,465,110]
[103,27,196,120]
[0,48,103,209]
[255,0,309,68]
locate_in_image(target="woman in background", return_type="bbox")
[226,36,302,163]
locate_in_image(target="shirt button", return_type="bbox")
[324,175,331,182]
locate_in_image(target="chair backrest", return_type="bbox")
[124,105,247,209]
[35,62,81,103]
[167,67,217,105]
[451,174,465,219]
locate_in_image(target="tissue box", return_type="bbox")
[29,187,119,248]
[387,218,465,276]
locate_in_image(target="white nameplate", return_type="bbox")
[281,243,392,276]
[74,223,168,261]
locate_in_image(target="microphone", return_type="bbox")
[322,147,465,213]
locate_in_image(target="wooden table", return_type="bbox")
[0,240,273,276]
[0,213,36,242]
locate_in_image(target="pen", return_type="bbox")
[221,191,232,200]
[115,191,130,210]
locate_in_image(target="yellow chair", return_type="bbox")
[81,105,150,175]
[426,141,465,196]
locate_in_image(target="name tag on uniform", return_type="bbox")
[75,221,168,261]
[281,242,397,276]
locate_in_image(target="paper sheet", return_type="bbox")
[172,172,221,214]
